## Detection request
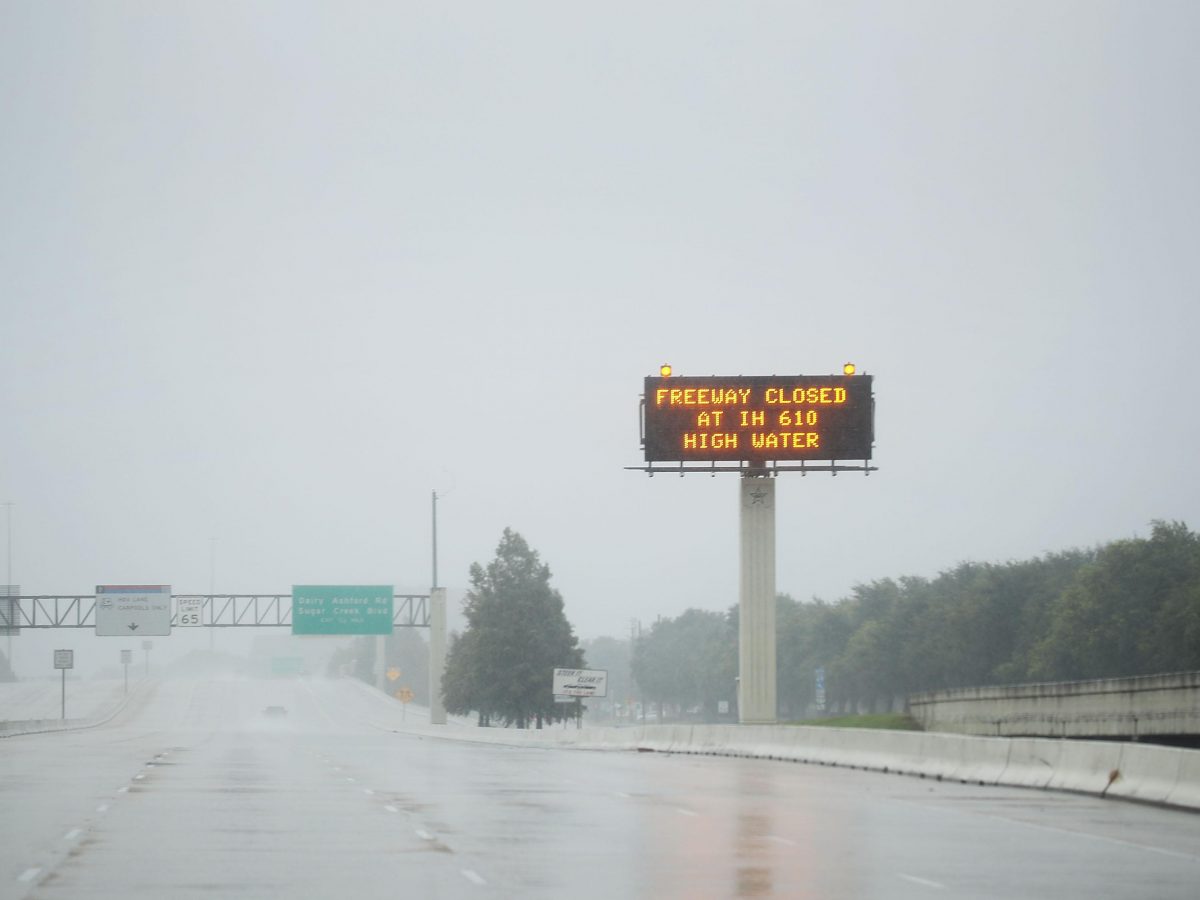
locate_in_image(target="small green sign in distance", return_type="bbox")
[291,585,394,635]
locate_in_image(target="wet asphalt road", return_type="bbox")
[3,676,1199,899]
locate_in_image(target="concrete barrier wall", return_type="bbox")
[908,670,1200,739]
[394,718,1199,813]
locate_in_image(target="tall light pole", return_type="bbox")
[208,537,216,651]
[3,502,11,587]
[429,488,446,725]
[3,502,13,671]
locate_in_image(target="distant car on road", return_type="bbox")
[263,705,287,718]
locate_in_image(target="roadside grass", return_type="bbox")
[785,713,922,731]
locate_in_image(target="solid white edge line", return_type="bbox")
[17,868,40,883]
[674,807,699,817]
[461,868,487,886]
[996,817,1200,863]
[416,829,435,840]
[64,828,82,841]
[766,835,797,846]
[385,805,398,813]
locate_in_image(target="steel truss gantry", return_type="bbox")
[0,594,431,630]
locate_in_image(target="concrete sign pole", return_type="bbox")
[739,477,777,724]
[429,587,447,725]
[375,634,387,692]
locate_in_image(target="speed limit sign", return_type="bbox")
[176,597,204,627]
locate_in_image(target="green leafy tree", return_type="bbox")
[788,598,854,712]
[579,635,633,719]
[632,609,735,721]
[441,528,584,728]
[1031,521,1200,679]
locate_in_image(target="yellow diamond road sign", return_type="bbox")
[386,667,401,682]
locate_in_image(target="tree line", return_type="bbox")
[633,520,1200,719]
[331,520,1198,725]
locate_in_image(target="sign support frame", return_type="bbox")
[739,476,777,724]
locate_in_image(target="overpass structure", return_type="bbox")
[908,670,1200,742]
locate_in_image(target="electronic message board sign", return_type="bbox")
[643,374,874,463]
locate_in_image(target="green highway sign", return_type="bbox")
[291,585,394,635]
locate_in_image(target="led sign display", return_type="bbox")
[643,374,874,462]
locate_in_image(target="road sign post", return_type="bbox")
[54,649,73,719]
[121,648,132,695]
[142,640,152,677]
[395,686,415,722]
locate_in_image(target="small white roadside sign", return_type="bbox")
[552,667,608,698]
[53,649,74,669]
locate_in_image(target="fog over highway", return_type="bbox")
[3,676,1199,899]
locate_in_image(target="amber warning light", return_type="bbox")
[642,374,874,463]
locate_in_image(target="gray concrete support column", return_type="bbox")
[375,634,386,692]
[429,587,447,725]
[739,477,777,724]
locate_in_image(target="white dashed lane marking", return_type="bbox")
[899,873,946,890]
[461,869,487,886]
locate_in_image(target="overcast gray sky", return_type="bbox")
[3,2,1198,668]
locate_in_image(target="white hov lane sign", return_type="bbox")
[95,585,172,636]
[552,667,608,698]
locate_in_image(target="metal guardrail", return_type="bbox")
[0,594,431,629]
